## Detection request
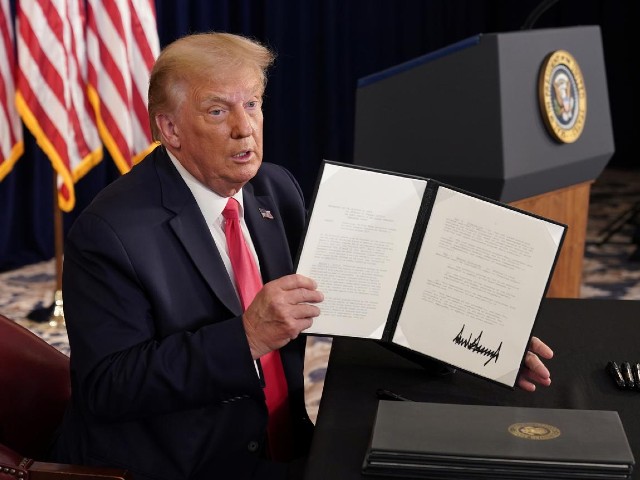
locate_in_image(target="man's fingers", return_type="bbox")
[517,351,552,393]
[525,351,551,380]
[243,274,322,357]
[273,273,318,291]
[517,366,551,392]
[263,274,324,305]
[517,377,537,392]
[526,366,552,385]
[289,286,324,304]
[291,303,321,320]
[529,336,554,360]
[290,318,314,339]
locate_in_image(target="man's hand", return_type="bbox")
[517,336,554,392]
[243,274,323,359]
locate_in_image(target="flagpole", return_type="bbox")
[50,172,65,327]
[25,170,65,326]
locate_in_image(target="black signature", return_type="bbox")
[452,324,502,366]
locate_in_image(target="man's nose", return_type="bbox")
[230,109,253,139]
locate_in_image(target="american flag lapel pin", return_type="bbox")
[259,208,274,220]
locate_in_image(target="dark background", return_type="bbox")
[1,0,637,271]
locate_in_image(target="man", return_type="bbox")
[52,32,321,480]
[51,32,552,480]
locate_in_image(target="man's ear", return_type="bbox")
[155,114,180,149]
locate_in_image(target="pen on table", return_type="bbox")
[622,362,635,389]
[376,388,413,402]
[608,361,626,389]
[633,363,640,389]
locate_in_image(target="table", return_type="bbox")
[304,298,640,479]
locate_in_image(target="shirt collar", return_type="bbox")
[166,150,245,222]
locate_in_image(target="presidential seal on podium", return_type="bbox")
[538,49,587,144]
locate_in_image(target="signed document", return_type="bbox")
[296,162,566,387]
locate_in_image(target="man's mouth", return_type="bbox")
[232,150,251,160]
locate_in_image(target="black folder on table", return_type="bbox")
[363,401,634,479]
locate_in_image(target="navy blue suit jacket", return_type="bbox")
[51,147,314,480]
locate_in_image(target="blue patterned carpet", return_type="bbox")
[1,167,639,422]
[581,168,640,299]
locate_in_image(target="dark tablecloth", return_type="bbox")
[304,298,640,479]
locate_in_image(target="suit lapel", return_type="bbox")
[243,184,305,389]
[155,151,304,392]
[243,184,294,283]
[154,149,242,317]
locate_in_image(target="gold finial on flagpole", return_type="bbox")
[49,289,65,327]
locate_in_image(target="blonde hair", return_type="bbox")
[148,32,275,141]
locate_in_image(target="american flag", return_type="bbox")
[87,0,159,174]
[16,0,102,212]
[0,0,23,181]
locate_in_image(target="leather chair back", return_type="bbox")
[0,314,70,459]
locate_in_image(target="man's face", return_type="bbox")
[164,67,264,197]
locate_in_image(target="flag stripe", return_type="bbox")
[130,0,157,68]
[87,0,158,173]
[19,2,66,98]
[95,3,129,103]
[66,0,101,160]
[0,0,24,180]
[17,0,102,211]
[130,43,152,133]
[17,7,71,164]
[88,0,133,171]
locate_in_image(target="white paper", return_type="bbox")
[393,187,565,386]
[297,163,426,338]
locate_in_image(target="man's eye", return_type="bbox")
[246,101,258,108]
[210,109,223,116]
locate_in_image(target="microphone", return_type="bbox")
[521,0,561,30]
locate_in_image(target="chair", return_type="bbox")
[0,313,132,480]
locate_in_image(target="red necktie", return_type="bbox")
[222,198,293,461]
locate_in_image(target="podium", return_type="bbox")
[353,26,614,298]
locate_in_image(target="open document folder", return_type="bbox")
[295,161,566,388]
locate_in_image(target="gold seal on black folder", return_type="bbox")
[538,49,586,144]
[509,422,561,440]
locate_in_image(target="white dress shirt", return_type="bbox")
[167,151,262,293]
[167,151,263,374]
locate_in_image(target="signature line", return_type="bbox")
[452,324,502,366]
